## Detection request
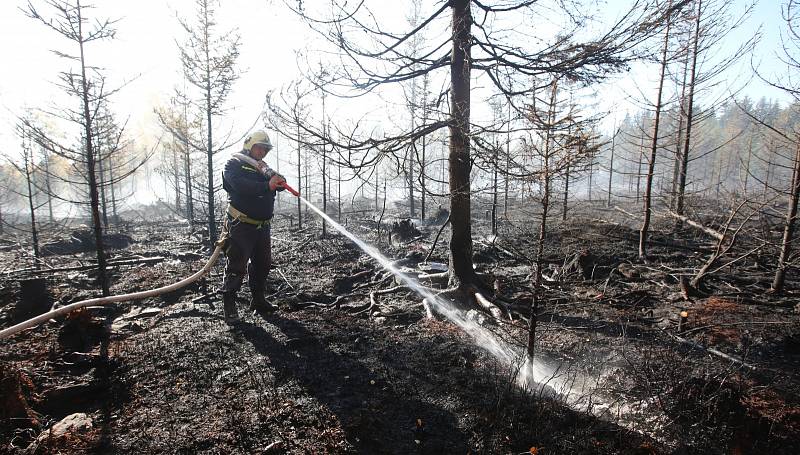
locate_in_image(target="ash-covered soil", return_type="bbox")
[1,202,799,454]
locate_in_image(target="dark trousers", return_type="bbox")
[221,217,272,295]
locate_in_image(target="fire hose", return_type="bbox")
[0,179,300,341]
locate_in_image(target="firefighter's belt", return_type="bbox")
[227,205,271,227]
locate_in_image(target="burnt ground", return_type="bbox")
[1,201,799,454]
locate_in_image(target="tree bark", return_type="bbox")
[23,137,40,269]
[492,142,498,235]
[527,79,558,360]
[98,148,109,228]
[671,48,690,210]
[743,134,753,194]
[77,0,109,296]
[562,161,570,221]
[504,101,511,218]
[607,125,617,208]
[322,93,328,238]
[448,0,476,286]
[772,139,800,292]
[108,155,117,224]
[639,11,672,259]
[636,132,644,203]
[297,122,303,229]
[203,2,216,246]
[421,73,429,221]
[43,149,54,222]
[675,0,702,222]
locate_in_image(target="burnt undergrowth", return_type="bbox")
[0,200,798,454]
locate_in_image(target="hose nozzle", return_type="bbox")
[279,181,300,197]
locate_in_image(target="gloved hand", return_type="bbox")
[269,174,286,191]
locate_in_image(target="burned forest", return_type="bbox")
[1,0,800,453]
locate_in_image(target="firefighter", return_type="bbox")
[220,130,285,322]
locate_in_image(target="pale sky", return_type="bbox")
[0,0,792,205]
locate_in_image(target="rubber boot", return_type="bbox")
[222,292,240,323]
[250,291,277,313]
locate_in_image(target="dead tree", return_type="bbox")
[178,0,241,246]
[673,0,758,220]
[773,140,800,291]
[24,0,122,295]
[9,124,43,268]
[606,124,622,207]
[278,0,682,291]
[321,89,328,238]
[525,80,560,359]
[155,88,202,227]
[523,77,596,358]
[738,0,800,292]
[640,3,675,259]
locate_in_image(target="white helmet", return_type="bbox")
[243,130,273,152]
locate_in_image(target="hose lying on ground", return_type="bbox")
[0,243,224,341]
[1,156,299,342]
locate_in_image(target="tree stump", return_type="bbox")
[14,278,51,322]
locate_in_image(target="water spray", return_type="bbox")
[293,193,589,404]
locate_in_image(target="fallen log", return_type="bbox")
[664,210,724,241]
[670,332,756,370]
[2,256,167,276]
[613,205,641,221]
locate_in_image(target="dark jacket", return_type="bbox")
[222,155,279,221]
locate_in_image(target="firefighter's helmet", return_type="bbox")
[243,130,273,152]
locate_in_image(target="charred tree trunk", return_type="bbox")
[771,139,800,292]
[203,1,217,246]
[297,124,303,229]
[43,150,54,222]
[173,145,182,214]
[562,161,570,221]
[607,125,618,208]
[409,146,416,219]
[181,100,194,229]
[636,132,644,203]
[675,0,702,223]
[97,144,109,228]
[743,134,754,194]
[304,147,309,218]
[671,49,690,210]
[527,79,558,360]
[448,0,477,286]
[421,76,428,222]
[23,138,40,269]
[764,141,773,197]
[639,11,671,259]
[492,143,498,235]
[184,144,194,229]
[322,97,328,238]
[78,1,109,296]
[421,135,427,222]
[205,89,215,244]
[109,159,117,224]
[505,110,511,218]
